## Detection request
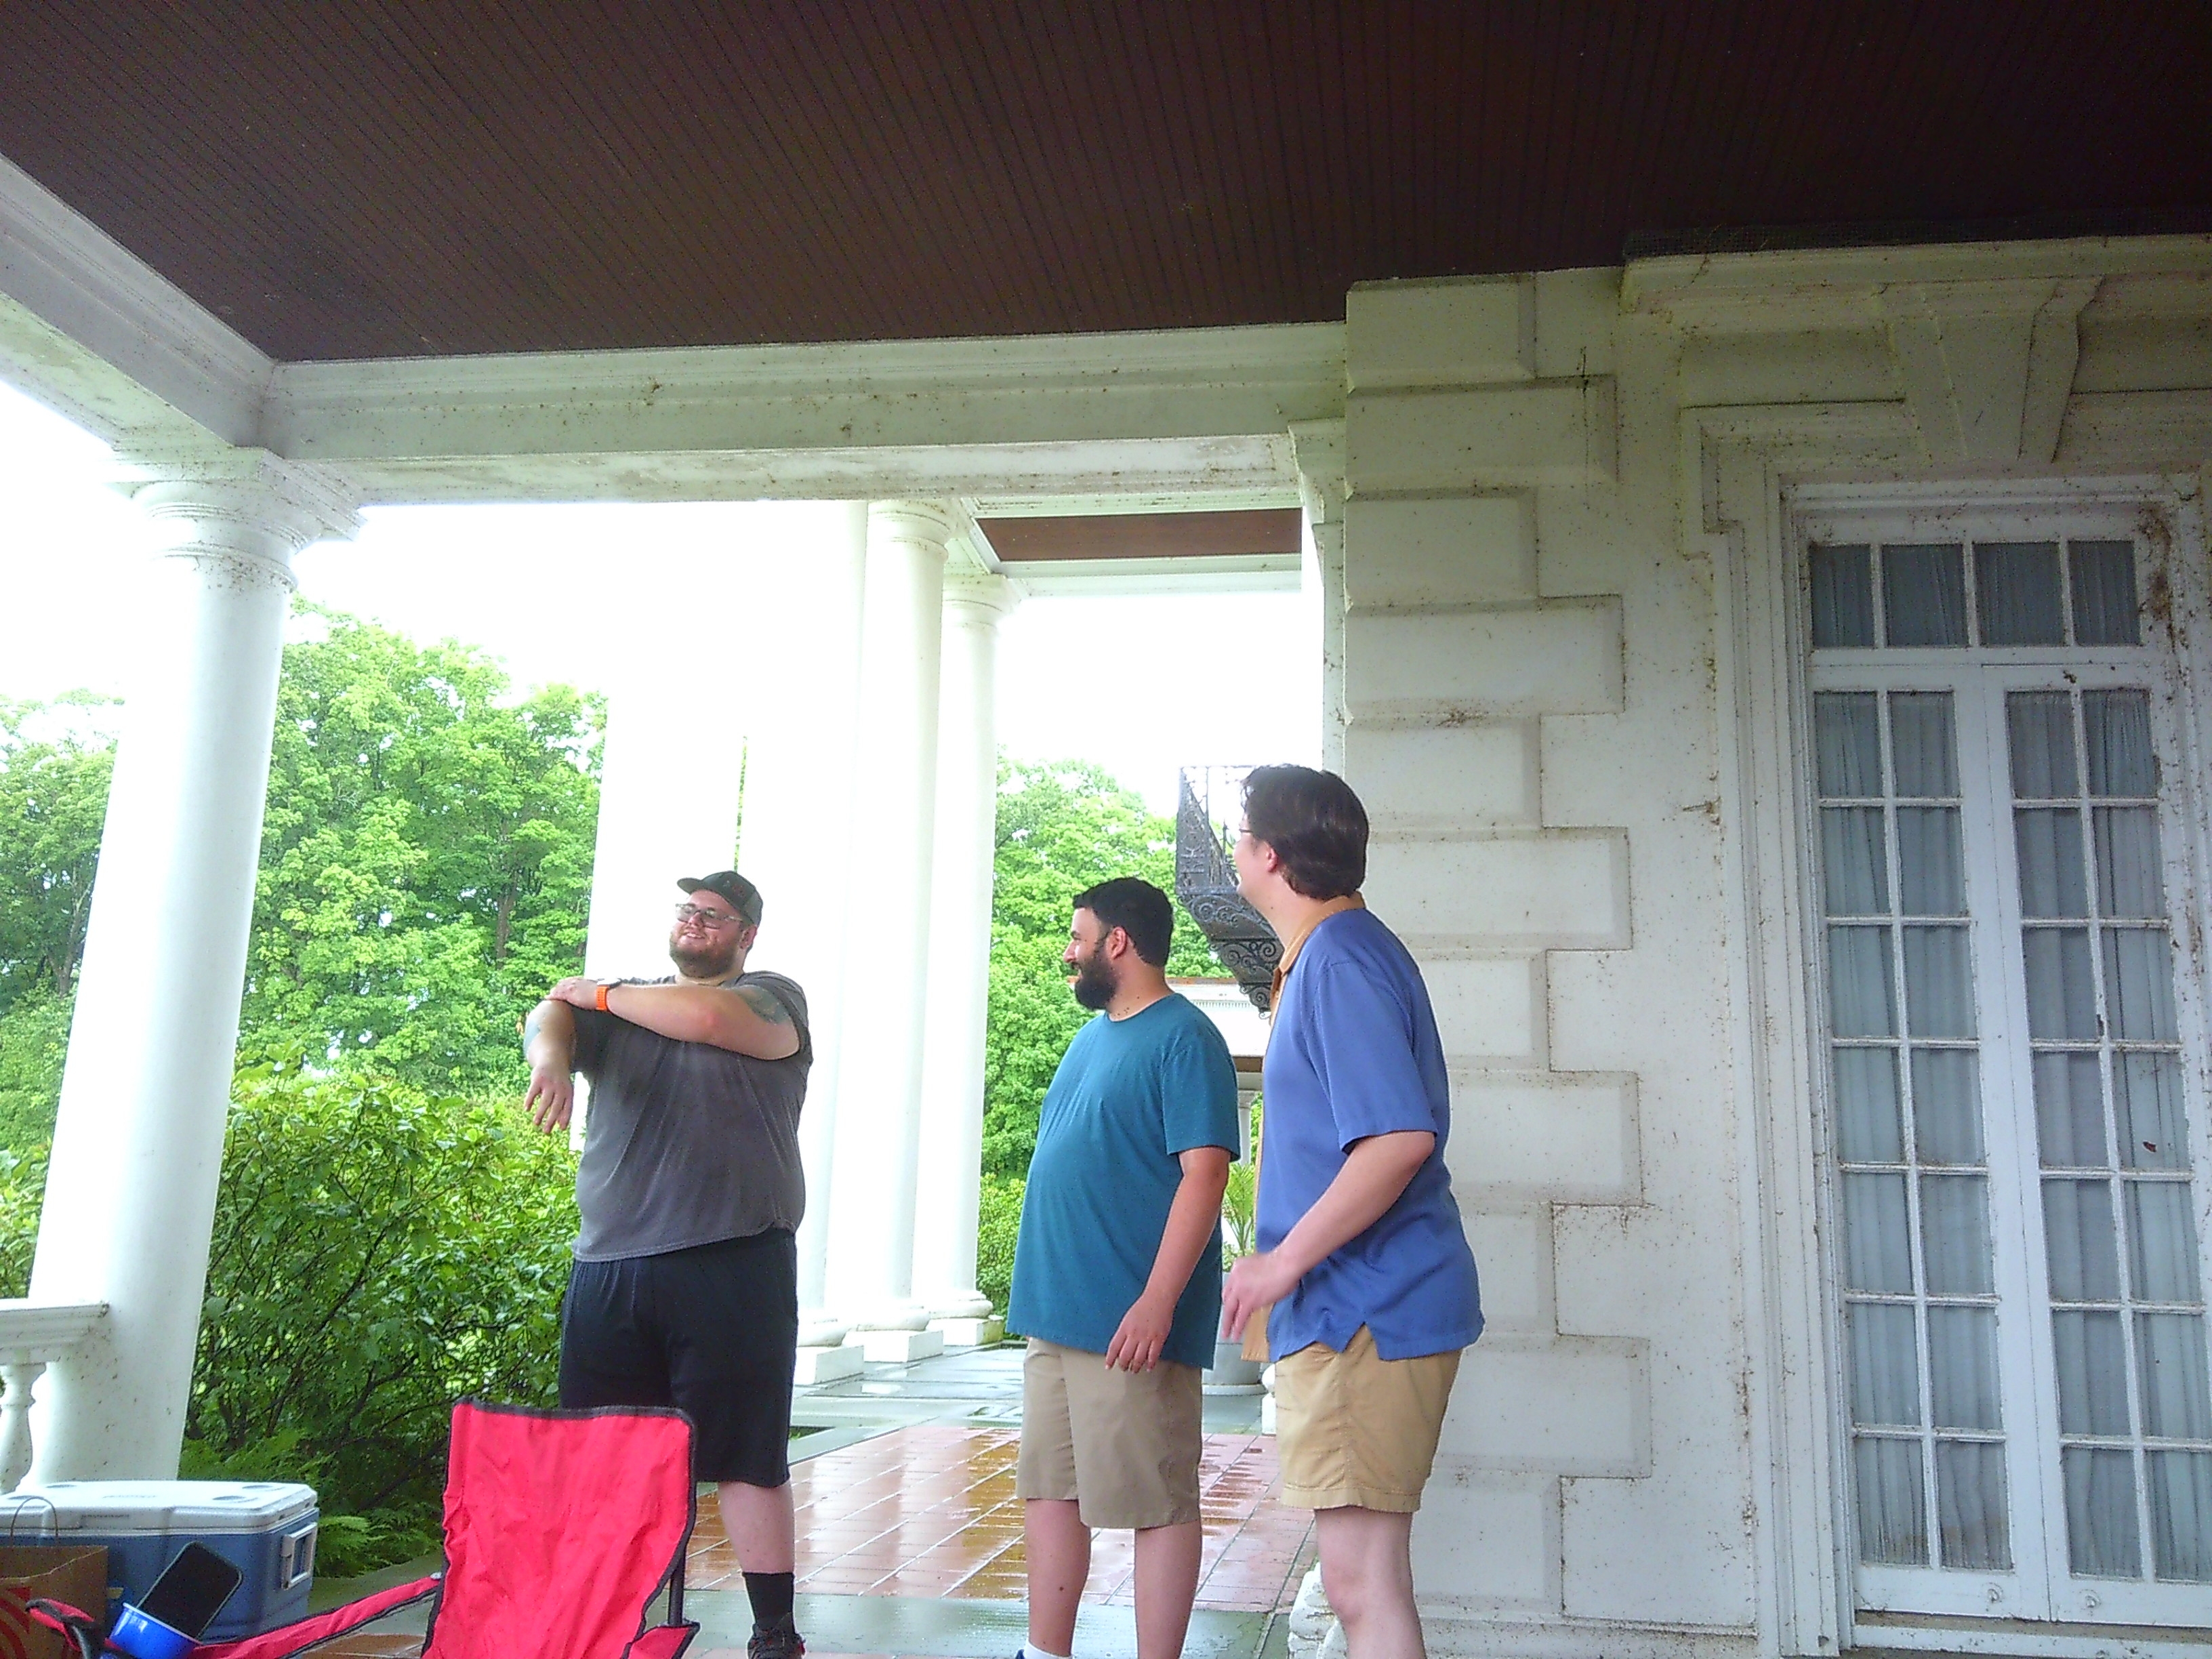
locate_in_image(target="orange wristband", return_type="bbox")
[595,983,611,1012]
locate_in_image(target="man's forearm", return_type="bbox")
[523,999,576,1070]
[1271,1130,1434,1279]
[595,981,800,1059]
[1143,1155,1232,1306]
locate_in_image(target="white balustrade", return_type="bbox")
[0,1301,108,1491]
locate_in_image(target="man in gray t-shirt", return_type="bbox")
[523,868,811,1659]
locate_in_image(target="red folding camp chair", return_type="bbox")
[30,1401,698,1659]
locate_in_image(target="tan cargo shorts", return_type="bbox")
[1016,1336,1204,1530]
[1273,1324,1462,1513]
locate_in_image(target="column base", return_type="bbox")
[924,1290,993,1321]
[793,1344,866,1386]
[798,1311,851,1349]
[842,1327,945,1364]
[848,1300,931,1333]
[930,1315,1004,1347]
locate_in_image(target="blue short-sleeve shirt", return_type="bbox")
[1258,908,1482,1361]
[1010,992,1242,1369]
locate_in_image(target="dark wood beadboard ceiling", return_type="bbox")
[1,1,2207,363]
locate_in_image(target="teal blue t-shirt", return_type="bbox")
[1008,992,1242,1369]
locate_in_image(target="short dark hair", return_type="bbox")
[1073,877,1174,967]
[1240,764,1368,899]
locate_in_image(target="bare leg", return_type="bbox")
[1025,1498,1090,1654]
[718,1480,796,1574]
[1132,1519,1202,1659]
[1314,1507,1422,1659]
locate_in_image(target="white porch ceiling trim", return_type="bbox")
[0,154,1343,508]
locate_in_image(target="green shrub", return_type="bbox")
[186,1059,577,1571]
[977,1174,1024,1326]
[0,1142,46,1298]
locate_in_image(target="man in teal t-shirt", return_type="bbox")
[1010,878,1240,1659]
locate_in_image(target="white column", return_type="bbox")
[912,575,1017,1330]
[727,504,870,1347]
[1291,419,1347,772]
[826,502,951,1337]
[29,455,357,1479]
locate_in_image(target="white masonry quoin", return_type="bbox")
[28,455,358,1479]
[825,501,952,1355]
[912,573,1017,1335]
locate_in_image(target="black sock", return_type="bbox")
[744,1571,796,1631]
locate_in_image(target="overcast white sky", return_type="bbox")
[0,380,1315,813]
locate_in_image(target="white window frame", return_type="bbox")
[1793,490,2212,1636]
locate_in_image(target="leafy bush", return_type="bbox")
[976,1174,1024,1326]
[0,1141,47,1297]
[184,1059,577,1570]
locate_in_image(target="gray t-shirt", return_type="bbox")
[568,971,811,1262]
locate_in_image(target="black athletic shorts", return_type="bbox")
[558,1227,800,1487]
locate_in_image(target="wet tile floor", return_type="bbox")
[684,1424,1315,1613]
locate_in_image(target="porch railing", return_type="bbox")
[0,1300,109,1490]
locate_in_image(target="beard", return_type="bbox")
[670,932,742,980]
[1069,943,1119,1011]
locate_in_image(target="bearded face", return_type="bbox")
[1067,930,1120,1010]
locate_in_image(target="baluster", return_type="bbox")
[0,1362,45,1492]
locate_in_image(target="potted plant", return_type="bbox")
[1210,1098,1267,1388]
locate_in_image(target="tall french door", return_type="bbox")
[1803,512,2212,1626]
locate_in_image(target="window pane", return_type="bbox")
[2085,691,2157,797]
[1821,808,1889,916]
[2015,808,2088,918]
[1835,1047,1905,1164]
[1897,808,1965,916]
[2044,1179,2121,1302]
[2054,1310,2132,1434]
[2024,928,2098,1041]
[2137,1313,2212,1439]
[1904,926,1976,1038]
[2064,1447,2142,1578]
[2009,692,2079,799]
[2128,1183,2204,1305]
[1850,1302,1923,1427]
[2148,1451,2212,1583]
[1912,1048,1984,1165]
[2105,927,2178,1042]
[2070,539,2142,647]
[1883,544,1968,647]
[1929,1306,2002,1430]
[1829,927,1897,1037]
[1845,1172,1915,1293]
[1811,544,1876,648]
[2093,807,2166,920]
[1977,540,2065,645]
[1889,693,1959,796]
[1936,1440,2012,1570]
[2118,1053,2189,1172]
[1856,1437,1929,1565]
[1921,1174,1994,1295]
[2036,1051,2108,1168]
[1815,693,1883,796]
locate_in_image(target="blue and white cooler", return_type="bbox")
[0,1481,319,1640]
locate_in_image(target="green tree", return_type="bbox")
[0,695,116,1014]
[240,611,602,1094]
[982,759,1223,1179]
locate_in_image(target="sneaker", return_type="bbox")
[747,1622,805,1659]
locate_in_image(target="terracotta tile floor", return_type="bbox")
[684,1425,1314,1614]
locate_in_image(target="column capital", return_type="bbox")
[1289,419,1348,525]
[942,571,1018,627]
[118,450,361,590]
[867,498,959,554]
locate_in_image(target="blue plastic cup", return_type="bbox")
[109,1603,196,1659]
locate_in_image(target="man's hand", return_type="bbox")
[546,977,602,1010]
[525,1060,575,1133]
[1105,1289,1178,1373]
[1222,1248,1301,1339]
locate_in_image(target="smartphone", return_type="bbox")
[137,1541,244,1638]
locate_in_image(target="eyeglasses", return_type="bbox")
[674,903,745,929]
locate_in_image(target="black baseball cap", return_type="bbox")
[678,870,764,926]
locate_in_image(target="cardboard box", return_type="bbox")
[0,1544,109,1659]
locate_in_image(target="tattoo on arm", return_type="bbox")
[737,985,794,1027]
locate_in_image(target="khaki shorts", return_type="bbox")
[1017,1337,1204,1529]
[1274,1325,1462,1513]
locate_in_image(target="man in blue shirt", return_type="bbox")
[1010,878,1242,1659]
[1222,766,1481,1659]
